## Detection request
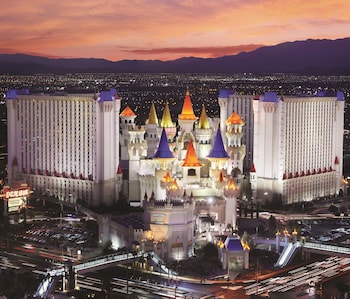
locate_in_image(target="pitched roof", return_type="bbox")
[263,91,279,103]
[147,102,158,125]
[117,165,123,174]
[207,128,229,159]
[178,88,197,121]
[120,106,136,117]
[160,102,174,128]
[224,236,244,252]
[250,163,256,172]
[225,111,244,125]
[182,139,201,167]
[6,89,30,99]
[219,89,234,98]
[198,104,210,129]
[99,89,117,102]
[153,129,174,159]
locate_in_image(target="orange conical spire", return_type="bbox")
[160,102,174,128]
[198,104,210,129]
[161,171,172,183]
[178,88,197,121]
[182,139,201,167]
[147,102,158,125]
[227,178,236,190]
[170,178,179,191]
[225,111,244,125]
[120,106,136,117]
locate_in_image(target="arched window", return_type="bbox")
[188,169,196,176]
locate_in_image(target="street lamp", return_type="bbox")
[126,262,129,299]
[176,236,179,287]
[256,256,267,295]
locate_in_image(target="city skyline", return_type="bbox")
[1,0,350,61]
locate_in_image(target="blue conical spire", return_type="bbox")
[153,129,174,159]
[208,128,229,159]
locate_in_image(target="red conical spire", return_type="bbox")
[250,163,256,173]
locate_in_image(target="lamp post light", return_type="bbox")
[256,256,267,295]
[126,261,129,299]
[176,236,179,287]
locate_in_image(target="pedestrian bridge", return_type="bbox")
[303,241,350,256]
[34,250,173,298]
[254,237,350,267]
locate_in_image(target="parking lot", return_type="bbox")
[1,198,99,262]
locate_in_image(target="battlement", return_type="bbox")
[144,198,194,210]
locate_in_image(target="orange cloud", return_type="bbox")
[0,0,349,60]
[123,44,265,59]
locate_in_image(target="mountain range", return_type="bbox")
[1,38,350,74]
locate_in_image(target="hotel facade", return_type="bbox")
[251,91,344,205]
[6,89,121,207]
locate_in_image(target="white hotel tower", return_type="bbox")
[252,91,344,205]
[6,89,121,207]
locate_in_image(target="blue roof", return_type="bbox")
[262,91,279,102]
[337,91,345,101]
[224,236,243,252]
[208,128,229,159]
[316,90,345,101]
[153,129,174,159]
[6,89,29,99]
[219,89,234,98]
[98,88,117,101]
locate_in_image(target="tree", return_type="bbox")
[329,204,339,214]
[101,240,115,255]
[202,242,218,260]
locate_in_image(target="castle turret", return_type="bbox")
[181,139,201,186]
[178,88,198,134]
[145,102,161,157]
[120,106,137,161]
[152,129,176,200]
[117,164,123,194]
[207,126,229,185]
[225,111,246,175]
[120,106,147,203]
[160,101,177,142]
[250,163,257,200]
[218,89,235,144]
[195,104,213,158]
[224,178,240,231]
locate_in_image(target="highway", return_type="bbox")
[243,255,350,297]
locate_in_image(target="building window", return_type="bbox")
[188,169,196,176]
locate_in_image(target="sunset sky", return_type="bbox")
[1,0,350,61]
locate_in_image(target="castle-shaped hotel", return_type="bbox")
[119,87,245,207]
[5,87,345,261]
